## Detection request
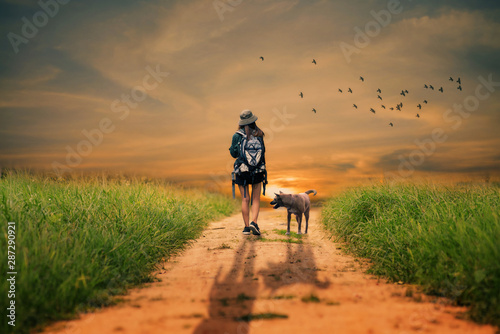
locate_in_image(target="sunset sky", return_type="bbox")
[1,0,500,198]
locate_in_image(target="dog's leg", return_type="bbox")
[304,208,310,234]
[286,211,291,235]
[297,213,302,234]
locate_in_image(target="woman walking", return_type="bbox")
[229,110,267,235]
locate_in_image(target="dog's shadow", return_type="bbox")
[258,241,330,293]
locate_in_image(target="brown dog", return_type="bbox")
[270,190,317,235]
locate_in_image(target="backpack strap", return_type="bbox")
[263,170,268,196]
[231,172,236,199]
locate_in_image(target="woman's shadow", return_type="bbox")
[193,239,257,334]
[193,238,329,334]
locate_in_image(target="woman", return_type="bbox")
[229,109,267,235]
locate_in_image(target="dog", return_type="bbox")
[270,190,317,235]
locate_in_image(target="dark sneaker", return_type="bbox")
[249,222,261,235]
[242,226,251,235]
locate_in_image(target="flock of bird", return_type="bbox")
[260,56,463,127]
[336,74,463,126]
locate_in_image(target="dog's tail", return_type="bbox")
[304,189,317,196]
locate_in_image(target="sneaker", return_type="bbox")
[249,222,261,236]
[242,226,251,235]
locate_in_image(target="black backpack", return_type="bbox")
[232,130,267,199]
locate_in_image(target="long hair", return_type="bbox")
[238,122,264,140]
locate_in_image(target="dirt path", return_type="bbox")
[44,208,496,334]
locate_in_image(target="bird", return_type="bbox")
[416,114,420,118]
[353,104,358,109]
[399,102,403,108]
[439,87,443,93]
[405,90,409,94]
[260,56,264,61]
[377,95,382,100]
[400,90,406,97]
[360,76,364,82]
[449,77,453,81]
[312,59,317,65]
[389,122,394,127]
[429,85,434,90]
[381,105,386,109]
[338,89,343,93]
[377,88,382,93]
[390,107,394,111]
[396,105,401,111]
[423,100,428,104]
[457,77,461,84]
[299,92,303,98]
[348,88,353,93]
[370,108,376,114]
[458,85,462,91]
[312,108,317,113]
[417,104,422,109]
[424,84,429,89]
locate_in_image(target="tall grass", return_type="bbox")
[0,172,237,333]
[322,183,500,326]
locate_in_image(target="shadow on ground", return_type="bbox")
[193,235,330,334]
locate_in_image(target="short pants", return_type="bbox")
[234,172,265,186]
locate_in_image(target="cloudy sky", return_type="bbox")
[1,0,499,198]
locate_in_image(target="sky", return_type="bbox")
[1,0,500,199]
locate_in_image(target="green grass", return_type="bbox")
[270,294,295,300]
[236,293,254,303]
[258,229,304,244]
[235,313,288,321]
[259,237,303,244]
[273,229,304,239]
[0,172,237,334]
[218,298,229,307]
[301,293,321,303]
[322,183,500,326]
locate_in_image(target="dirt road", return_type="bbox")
[44,208,496,334]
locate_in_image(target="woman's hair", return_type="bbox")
[238,122,264,140]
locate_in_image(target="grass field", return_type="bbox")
[0,172,237,334]
[322,183,500,326]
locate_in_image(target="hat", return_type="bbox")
[238,109,258,126]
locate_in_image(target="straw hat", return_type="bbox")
[238,109,258,126]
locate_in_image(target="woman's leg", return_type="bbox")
[251,182,261,223]
[238,185,250,227]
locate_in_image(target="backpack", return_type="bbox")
[232,129,267,199]
[234,130,265,174]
